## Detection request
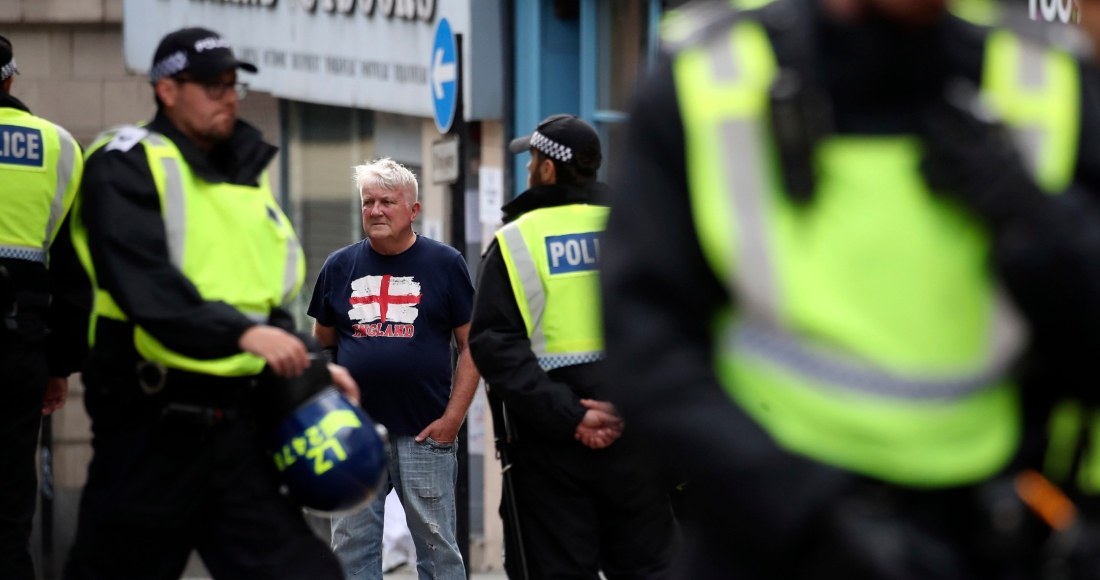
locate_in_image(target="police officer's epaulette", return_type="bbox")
[659,0,742,55]
[103,125,149,153]
[660,0,805,56]
[89,121,156,156]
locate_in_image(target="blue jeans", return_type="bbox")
[331,434,465,580]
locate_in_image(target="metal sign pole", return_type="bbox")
[40,415,54,578]
[447,32,472,579]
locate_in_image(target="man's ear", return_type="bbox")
[1,76,12,94]
[539,157,557,185]
[154,78,178,109]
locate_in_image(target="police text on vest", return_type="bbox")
[546,232,602,275]
[0,125,44,168]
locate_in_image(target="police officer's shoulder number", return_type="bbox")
[104,125,149,153]
[0,123,46,169]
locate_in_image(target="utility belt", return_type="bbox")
[0,271,50,344]
[138,359,259,402]
[85,357,262,429]
[815,470,1096,579]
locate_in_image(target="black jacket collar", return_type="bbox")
[502,182,611,224]
[147,110,277,186]
[0,92,30,114]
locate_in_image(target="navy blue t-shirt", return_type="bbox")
[308,235,474,436]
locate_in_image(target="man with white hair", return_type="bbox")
[311,158,478,580]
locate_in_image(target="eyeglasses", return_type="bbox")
[173,76,249,100]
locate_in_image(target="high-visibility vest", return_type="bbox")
[496,204,609,371]
[669,0,1004,28]
[0,107,81,265]
[671,15,1078,486]
[71,126,304,377]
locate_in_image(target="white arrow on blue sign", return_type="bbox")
[431,17,458,134]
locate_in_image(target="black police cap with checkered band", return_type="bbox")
[510,114,602,175]
[149,28,257,83]
[0,35,18,83]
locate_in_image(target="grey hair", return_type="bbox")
[354,158,418,206]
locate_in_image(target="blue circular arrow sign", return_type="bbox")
[431,18,457,134]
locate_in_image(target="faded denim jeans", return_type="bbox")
[331,434,465,580]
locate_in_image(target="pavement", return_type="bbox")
[183,565,508,579]
[383,566,507,579]
[184,570,507,579]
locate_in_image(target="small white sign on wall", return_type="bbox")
[478,166,503,225]
[421,218,444,242]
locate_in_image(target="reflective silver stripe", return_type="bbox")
[243,312,270,324]
[985,288,1028,382]
[720,119,779,324]
[538,351,605,372]
[708,41,1026,401]
[160,157,187,269]
[1009,41,1047,180]
[707,32,739,83]
[43,124,77,255]
[500,222,547,356]
[0,244,46,264]
[1017,38,1046,90]
[1011,125,1044,181]
[726,301,1024,401]
[145,132,167,147]
[283,233,300,304]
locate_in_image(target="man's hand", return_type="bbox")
[327,363,360,406]
[238,325,310,378]
[575,399,624,449]
[416,415,463,444]
[42,376,68,416]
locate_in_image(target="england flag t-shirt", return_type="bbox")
[308,235,474,436]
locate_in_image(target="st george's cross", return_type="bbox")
[347,274,423,325]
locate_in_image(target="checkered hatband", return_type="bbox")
[530,130,574,163]
[0,58,16,82]
[150,51,188,82]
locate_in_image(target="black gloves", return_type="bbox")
[256,334,333,429]
[920,80,1048,230]
[800,485,973,580]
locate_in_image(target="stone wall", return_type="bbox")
[0,0,155,146]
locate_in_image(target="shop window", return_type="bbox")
[580,0,662,184]
[286,102,375,325]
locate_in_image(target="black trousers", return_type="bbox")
[0,346,48,580]
[63,369,343,580]
[502,434,678,580]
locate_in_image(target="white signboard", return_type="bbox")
[122,0,501,120]
[430,137,459,185]
[478,166,503,225]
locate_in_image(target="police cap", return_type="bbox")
[149,28,257,83]
[0,35,17,82]
[510,114,603,176]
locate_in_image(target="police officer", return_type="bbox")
[603,0,1100,578]
[0,34,87,579]
[469,115,677,579]
[63,28,356,579]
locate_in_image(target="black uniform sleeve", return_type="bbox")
[82,144,254,360]
[45,212,91,376]
[468,243,586,439]
[986,62,1100,404]
[602,59,851,557]
[1074,63,1100,190]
